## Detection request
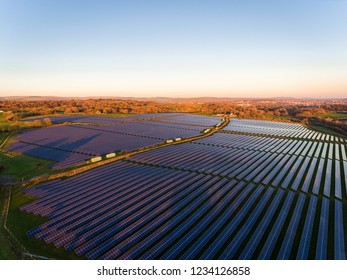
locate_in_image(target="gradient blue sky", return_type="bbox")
[0,0,347,98]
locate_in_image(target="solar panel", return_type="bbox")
[297,196,318,260]
[315,198,329,259]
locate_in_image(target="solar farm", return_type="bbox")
[9,113,212,169]
[7,113,347,259]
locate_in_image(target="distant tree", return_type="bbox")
[296,110,313,118]
[71,106,79,113]
[274,110,281,117]
[315,108,326,115]
[43,118,52,126]
[64,108,72,114]
[5,112,18,121]
[279,108,289,116]
[33,120,43,127]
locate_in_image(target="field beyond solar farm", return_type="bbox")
[1,112,347,260]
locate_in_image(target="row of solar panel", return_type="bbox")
[129,140,347,199]
[195,133,347,160]
[25,113,184,125]
[22,161,346,259]
[224,119,345,142]
[228,118,305,129]
[26,113,219,127]
[153,114,221,127]
[70,121,204,139]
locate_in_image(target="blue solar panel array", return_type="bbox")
[18,116,347,259]
[224,118,346,142]
[21,159,347,259]
[128,134,347,200]
[26,113,184,125]
[8,113,221,169]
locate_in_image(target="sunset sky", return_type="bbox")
[0,0,347,98]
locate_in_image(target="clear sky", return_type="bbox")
[0,0,347,98]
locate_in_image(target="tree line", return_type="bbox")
[0,99,346,135]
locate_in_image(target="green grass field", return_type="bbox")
[0,187,19,260]
[0,132,9,145]
[0,241,16,259]
[0,151,55,181]
[316,112,347,119]
[0,113,7,126]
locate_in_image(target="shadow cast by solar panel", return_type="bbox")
[145,178,225,260]
[9,134,101,170]
[74,173,183,260]
[42,170,212,260]
[55,133,101,154]
[97,176,228,260]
